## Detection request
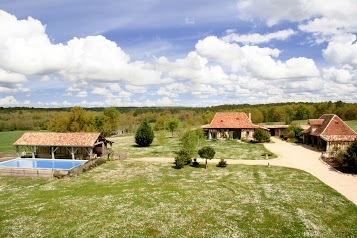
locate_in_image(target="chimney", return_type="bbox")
[248,112,251,122]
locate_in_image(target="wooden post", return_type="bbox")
[71,147,75,160]
[16,146,19,158]
[31,146,35,158]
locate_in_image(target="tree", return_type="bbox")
[342,140,357,173]
[135,121,154,147]
[198,146,216,169]
[48,107,93,132]
[179,129,206,157]
[166,118,180,137]
[253,128,270,143]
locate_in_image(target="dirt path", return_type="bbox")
[131,137,357,206]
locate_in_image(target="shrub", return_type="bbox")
[175,149,192,165]
[174,156,186,169]
[253,128,270,143]
[217,159,227,167]
[283,123,304,143]
[342,140,357,173]
[135,121,154,147]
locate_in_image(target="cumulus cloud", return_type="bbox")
[323,34,357,68]
[0,10,170,97]
[323,67,355,84]
[222,29,296,44]
[237,0,357,37]
[196,36,319,79]
[156,51,231,85]
[0,96,20,106]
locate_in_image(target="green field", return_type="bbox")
[110,134,275,160]
[0,161,356,237]
[346,120,357,132]
[0,131,27,152]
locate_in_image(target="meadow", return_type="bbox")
[0,131,27,153]
[0,160,356,237]
[109,133,276,160]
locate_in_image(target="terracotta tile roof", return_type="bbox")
[207,112,258,129]
[308,119,324,126]
[306,114,357,142]
[13,132,102,147]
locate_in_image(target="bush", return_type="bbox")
[253,129,270,143]
[217,159,227,167]
[135,121,154,147]
[175,149,192,165]
[174,156,186,169]
[283,123,304,143]
[342,141,357,173]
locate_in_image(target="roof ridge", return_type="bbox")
[320,114,335,136]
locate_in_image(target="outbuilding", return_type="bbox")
[13,132,113,160]
[303,114,357,154]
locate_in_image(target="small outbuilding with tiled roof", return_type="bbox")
[204,112,259,140]
[13,132,113,160]
[303,114,357,153]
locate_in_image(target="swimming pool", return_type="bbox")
[0,158,87,170]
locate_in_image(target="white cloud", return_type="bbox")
[125,85,147,94]
[237,0,357,37]
[0,96,20,106]
[222,29,296,44]
[156,51,231,85]
[157,97,172,105]
[157,83,188,98]
[323,67,355,84]
[0,10,170,95]
[323,34,357,68]
[196,36,319,79]
[76,91,88,97]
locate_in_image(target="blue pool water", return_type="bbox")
[0,158,87,170]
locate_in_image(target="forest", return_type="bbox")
[0,101,356,134]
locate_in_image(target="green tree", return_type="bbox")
[198,146,216,169]
[154,115,167,131]
[253,129,271,143]
[179,129,206,157]
[283,123,304,142]
[342,140,357,173]
[135,121,154,147]
[68,106,93,132]
[166,118,180,137]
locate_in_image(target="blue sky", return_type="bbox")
[0,0,356,107]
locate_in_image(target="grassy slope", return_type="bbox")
[110,134,275,160]
[346,120,357,132]
[0,131,27,152]
[0,161,356,237]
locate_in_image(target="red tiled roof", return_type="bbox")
[308,119,324,126]
[207,112,258,129]
[307,114,357,142]
[13,132,102,147]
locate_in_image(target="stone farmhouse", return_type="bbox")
[204,112,260,140]
[303,114,357,153]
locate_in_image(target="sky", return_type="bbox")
[0,0,356,108]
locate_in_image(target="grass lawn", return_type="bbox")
[110,134,275,160]
[0,131,28,152]
[0,161,356,237]
[346,120,357,132]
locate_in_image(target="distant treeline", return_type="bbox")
[0,101,356,133]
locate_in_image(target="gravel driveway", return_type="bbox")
[132,137,357,206]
